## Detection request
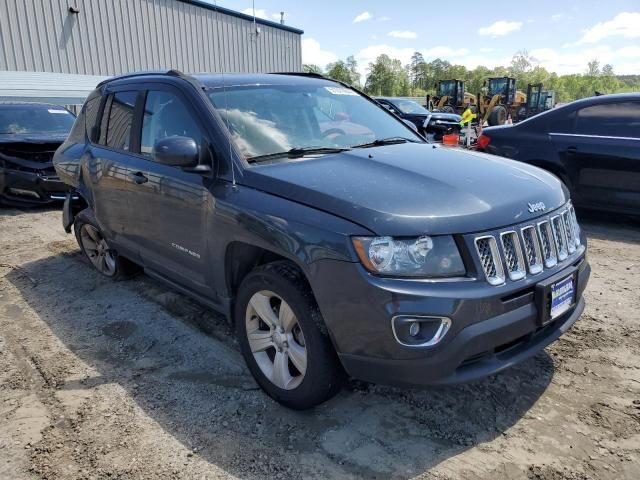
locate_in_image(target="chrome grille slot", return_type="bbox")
[562,210,576,254]
[551,215,568,261]
[521,225,543,274]
[475,236,505,285]
[537,220,557,268]
[500,231,526,280]
[569,205,581,247]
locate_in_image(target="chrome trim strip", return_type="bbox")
[391,315,452,348]
[500,230,526,281]
[537,220,558,268]
[474,235,505,285]
[551,214,568,261]
[520,225,543,274]
[549,133,640,141]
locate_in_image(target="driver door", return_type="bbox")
[125,85,214,296]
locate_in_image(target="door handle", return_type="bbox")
[566,146,578,154]
[128,171,148,184]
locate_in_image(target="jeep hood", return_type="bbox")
[242,143,568,236]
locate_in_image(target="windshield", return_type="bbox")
[438,81,456,97]
[207,83,423,160]
[488,79,508,97]
[0,105,75,135]
[393,99,429,115]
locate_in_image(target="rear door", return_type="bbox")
[86,89,141,257]
[124,84,214,296]
[551,101,640,212]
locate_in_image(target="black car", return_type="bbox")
[54,71,589,409]
[478,93,640,216]
[0,102,76,206]
[375,97,462,140]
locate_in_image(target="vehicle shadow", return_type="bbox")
[6,249,555,479]
[577,208,640,245]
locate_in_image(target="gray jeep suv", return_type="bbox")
[54,71,590,409]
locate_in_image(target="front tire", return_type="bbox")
[235,261,343,409]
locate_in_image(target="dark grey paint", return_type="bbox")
[53,72,589,387]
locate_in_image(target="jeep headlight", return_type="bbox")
[352,235,465,277]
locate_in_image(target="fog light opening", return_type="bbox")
[391,315,452,348]
[8,188,40,199]
[409,321,420,337]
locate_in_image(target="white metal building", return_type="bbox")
[0,0,304,102]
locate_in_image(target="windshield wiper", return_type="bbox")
[247,146,350,163]
[351,137,420,149]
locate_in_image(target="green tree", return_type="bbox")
[303,64,323,75]
[325,61,353,84]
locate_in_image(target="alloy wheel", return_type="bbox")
[80,224,117,276]
[245,290,307,390]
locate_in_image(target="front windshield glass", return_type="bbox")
[207,83,423,160]
[438,81,456,97]
[488,79,508,96]
[393,99,429,115]
[0,105,75,135]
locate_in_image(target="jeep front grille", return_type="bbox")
[474,236,505,285]
[474,204,583,285]
[551,215,568,261]
[521,226,543,274]
[537,220,557,268]
[500,231,526,280]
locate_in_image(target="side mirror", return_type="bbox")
[153,136,199,168]
[483,80,487,87]
[402,119,418,132]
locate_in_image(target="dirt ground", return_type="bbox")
[0,207,638,480]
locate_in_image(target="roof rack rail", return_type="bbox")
[271,71,327,79]
[97,69,189,87]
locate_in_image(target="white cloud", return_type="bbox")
[353,11,372,23]
[530,45,640,74]
[241,8,268,20]
[551,13,565,22]
[377,16,391,22]
[388,30,417,39]
[575,12,640,44]
[241,7,282,22]
[301,38,338,67]
[478,20,523,37]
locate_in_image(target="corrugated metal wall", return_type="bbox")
[0,0,302,76]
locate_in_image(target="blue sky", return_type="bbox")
[211,1,640,78]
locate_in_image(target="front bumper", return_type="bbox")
[311,254,589,387]
[0,167,71,206]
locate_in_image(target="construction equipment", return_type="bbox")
[477,77,527,126]
[430,79,476,114]
[519,84,556,120]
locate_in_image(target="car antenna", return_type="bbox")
[214,0,237,190]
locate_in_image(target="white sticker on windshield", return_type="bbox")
[324,86,358,96]
[48,109,69,114]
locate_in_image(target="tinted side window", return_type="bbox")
[140,90,202,158]
[548,110,576,134]
[84,96,101,142]
[106,91,137,151]
[576,102,640,138]
[98,94,112,145]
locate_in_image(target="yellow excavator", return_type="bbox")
[477,77,527,125]
[430,79,476,114]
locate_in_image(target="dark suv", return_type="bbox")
[54,71,590,409]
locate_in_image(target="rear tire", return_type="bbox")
[235,261,343,409]
[488,105,507,126]
[74,208,140,280]
[442,104,455,114]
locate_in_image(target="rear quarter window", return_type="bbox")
[575,101,640,138]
